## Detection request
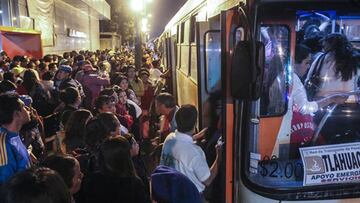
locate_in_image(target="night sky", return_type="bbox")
[149,0,187,38]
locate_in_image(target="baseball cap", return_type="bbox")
[19,95,33,107]
[59,65,72,73]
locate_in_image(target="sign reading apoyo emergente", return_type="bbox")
[300,142,360,186]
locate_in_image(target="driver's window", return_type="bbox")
[259,26,290,116]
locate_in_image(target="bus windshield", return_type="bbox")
[245,2,360,195]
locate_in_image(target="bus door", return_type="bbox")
[220,7,242,203]
[196,19,218,130]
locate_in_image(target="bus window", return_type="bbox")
[190,15,196,43]
[190,45,197,82]
[259,25,290,116]
[204,30,221,93]
[180,20,190,74]
[180,22,185,43]
[189,16,197,82]
[338,16,360,49]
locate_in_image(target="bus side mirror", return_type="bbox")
[231,41,264,100]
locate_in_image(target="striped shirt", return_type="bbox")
[0,127,30,184]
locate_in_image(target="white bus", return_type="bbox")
[159,0,360,202]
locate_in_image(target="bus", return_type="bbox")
[158,0,360,202]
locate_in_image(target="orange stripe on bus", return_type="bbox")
[225,103,234,203]
[258,117,283,158]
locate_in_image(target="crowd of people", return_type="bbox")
[0,47,222,203]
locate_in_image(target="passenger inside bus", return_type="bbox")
[305,33,358,101]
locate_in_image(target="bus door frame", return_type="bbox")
[220,8,241,203]
[257,14,296,160]
[196,21,210,129]
[169,33,178,101]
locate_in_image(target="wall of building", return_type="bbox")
[1,0,110,55]
[42,0,105,54]
[100,32,121,50]
[89,15,100,51]
[46,0,91,54]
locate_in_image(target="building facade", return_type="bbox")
[0,0,110,55]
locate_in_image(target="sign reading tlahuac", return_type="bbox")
[300,143,360,186]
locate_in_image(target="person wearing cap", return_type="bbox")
[11,66,25,78]
[55,64,85,103]
[0,93,32,184]
[55,64,72,91]
[18,95,33,107]
[10,56,25,78]
[79,60,110,109]
[18,95,45,161]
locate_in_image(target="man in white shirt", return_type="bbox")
[160,104,221,194]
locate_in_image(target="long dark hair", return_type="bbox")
[22,69,40,93]
[322,33,357,81]
[64,109,93,151]
[99,137,136,177]
[84,113,119,150]
[41,155,77,189]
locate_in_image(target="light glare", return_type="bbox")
[131,0,144,12]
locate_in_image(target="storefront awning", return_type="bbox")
[0,26,43,59]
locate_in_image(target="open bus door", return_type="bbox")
[220,8,241,203]
[196,20,215,130]
[0,26,43,59]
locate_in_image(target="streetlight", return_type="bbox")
[131,0,144,12]
[130,0,153,69]
[141,18,148,31]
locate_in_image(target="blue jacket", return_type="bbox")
[0,127,30,184]
[151,165,202,203]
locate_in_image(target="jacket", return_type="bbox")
[0,127,30,184]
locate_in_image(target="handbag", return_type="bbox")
[305,53,326,100]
